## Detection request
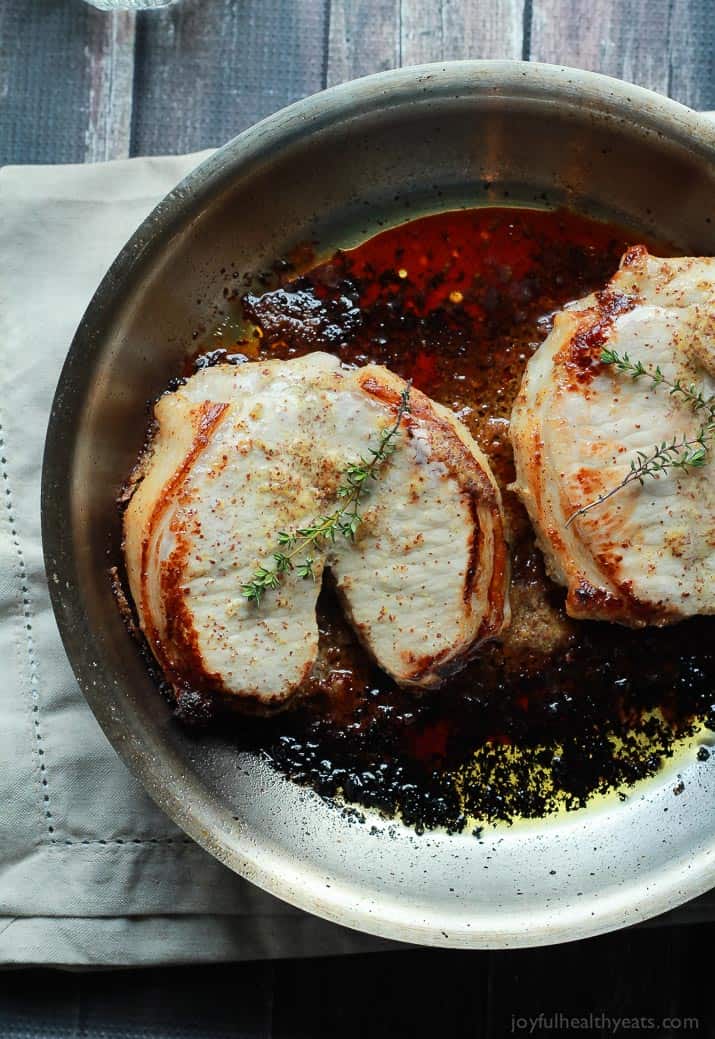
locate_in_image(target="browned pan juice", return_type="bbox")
[195,207,715,832]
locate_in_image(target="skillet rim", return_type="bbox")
[41,60,715,948]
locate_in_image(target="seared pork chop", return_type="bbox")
[510,246,715,626]
[124,353,509,707]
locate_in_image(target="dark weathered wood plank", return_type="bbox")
[530,0,673,95]
[529,0,715,109]
[440,0,524,62]
[131,0,327,155]
[4,0,713,170]
[0,0,135,166]
[399,0,442,66]
[328,0,524,85]
[326,0,400,86]
[1,0,88,165]
[84,11,136,162]
[668,0,715,110]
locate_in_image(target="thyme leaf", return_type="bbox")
[565,349,714,527]
[241,382,412,605]
[600,348,715,414]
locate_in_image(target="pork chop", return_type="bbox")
[510,246,715,626]
[123,352,510,707]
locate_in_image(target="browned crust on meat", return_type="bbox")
[109,565,140,640]
[513,397,663,628]
[358,367,510,677]
[478,504,510,641]
[358,372,498,504]
[559,290,637,384]
[619,243,650,271]
[158,531,225,693]
[514,426,570,573]
[464,491,481,606]
[397,644,457,686]
[567,578,625,619]
[138,401,230,693]
[557,453,683,628]
[553,460,674,627]
[566,573,679,628]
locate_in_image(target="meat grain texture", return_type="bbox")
[511,247,715,626]
[124,353,510,707]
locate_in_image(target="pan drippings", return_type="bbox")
[190,208,715,830]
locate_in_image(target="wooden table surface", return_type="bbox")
[2,1,715,1034]
[2,0,715,166]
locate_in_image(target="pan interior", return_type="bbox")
[44,65,715,946]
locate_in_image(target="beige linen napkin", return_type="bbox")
[0,153,394,966]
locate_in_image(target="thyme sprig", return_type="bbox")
[241,382,412,604]
[599,348,715,415]
[565,349,714,527]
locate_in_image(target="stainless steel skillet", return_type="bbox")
[42,61,715,948]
